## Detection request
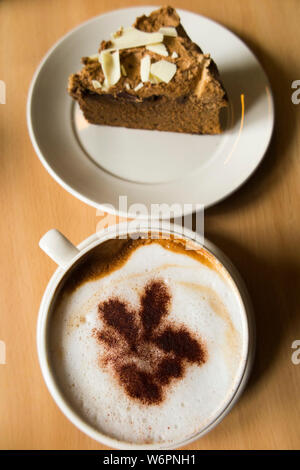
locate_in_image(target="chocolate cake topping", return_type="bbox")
[68,6,228,134]
[94,279,207,405]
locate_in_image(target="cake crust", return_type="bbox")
[68,6,228,134]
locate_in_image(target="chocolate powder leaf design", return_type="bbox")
[153,327,205,363]
[96,280,206,405]
[140,280,171,338]
[99,299,139,351]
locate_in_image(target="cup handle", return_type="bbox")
[39,229,80,268]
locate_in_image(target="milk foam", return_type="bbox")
[50,241,247,445]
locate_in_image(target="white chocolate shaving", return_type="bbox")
[149,74,162,84]
[134,82,144,92]
[171,51,178,59]
[146,43,168,56]
[92,80,102,89]
[140,55,151,82]
[150,60,177,83]
[158,26,178,37]
[110,27,163,50]
[100,50,121,87]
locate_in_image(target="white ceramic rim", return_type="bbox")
[27,6,275,219]
[37,222,255,450]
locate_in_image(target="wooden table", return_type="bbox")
[1,0,299,450]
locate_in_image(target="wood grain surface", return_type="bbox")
[0,0,300,450]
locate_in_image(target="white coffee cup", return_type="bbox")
[37,222,255,449]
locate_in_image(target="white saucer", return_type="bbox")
[27,6,274,218]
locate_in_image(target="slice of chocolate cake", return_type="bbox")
[68,6,228,134]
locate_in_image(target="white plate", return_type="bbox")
[27,6,274,218]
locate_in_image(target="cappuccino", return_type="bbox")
[49,237,247,445]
